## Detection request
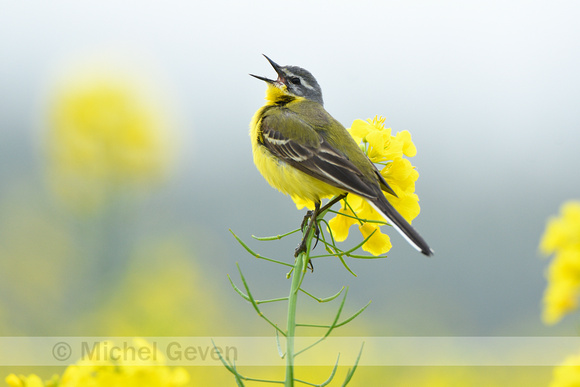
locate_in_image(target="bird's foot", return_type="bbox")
[294,240,315,272]
[294,204,321,272]
[294,238,308,258]
[294,223,320,255]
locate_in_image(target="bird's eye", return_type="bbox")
[289,77,301,85]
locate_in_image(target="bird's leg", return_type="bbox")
[319,193,347,214]
[294,201,321,259]
[309,194,347,254]
[294,195,349,271]
[294,194,348,257]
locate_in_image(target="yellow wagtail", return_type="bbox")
[250,55,433,257]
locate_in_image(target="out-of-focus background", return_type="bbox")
[2,1,580,385]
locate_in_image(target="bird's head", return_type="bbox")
[250,55,323,105]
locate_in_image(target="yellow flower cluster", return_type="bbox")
[6,339,189,387]
[48,70,169,214]
[327,116,421,255]
[540,201,580,324]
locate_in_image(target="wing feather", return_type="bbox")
[260,115,378,200]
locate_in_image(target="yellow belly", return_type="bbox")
[250,108,343,205]
[252,143,343,203]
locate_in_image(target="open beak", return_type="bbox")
[250,54,285,84]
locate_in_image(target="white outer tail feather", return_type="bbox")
[367,200,433,255]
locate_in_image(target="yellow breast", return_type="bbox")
[249,107,343,205]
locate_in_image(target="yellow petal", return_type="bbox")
[382,158,418,194]
[347,195,385,223]
[346,194,366,212]
[348,119,372,144]
[359,223,392,256]
[328,207,358,242]
[366,130,389,162]
[388,192,421,224]
[395,130,417,157]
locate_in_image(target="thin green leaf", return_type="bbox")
[228,275,288,304]
[310,225,380,262]
[323,285,347,336]
[341,229,378,255]
[295,289,350,357]
[228,275,289,304]
[294,290,350,354]
[227,274,251,302]
[325,208,387,225]
[293,323,329,328]
[275,330,285,359]
[295,299,371,330]
[320,221,357,276]
[334,300,372,329]
[318,354,341,386]
[341,342,365,386]
[294,336,327,357]
[295,355,339,386]
[313,250,357,276]
[255,297,289,304]
[211,339,246,387]
[229,229,294,267]
[347,253,388,259]
[336,254,357,276]
[235,263,286,337]
[252,228,301,241]
[299,286,345,303]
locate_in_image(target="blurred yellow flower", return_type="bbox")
[540,201,580,324]
[5,339,189,387]
[5,373,54,387]
[89,236,219,336]
[549,352,580,387]
[47,69,170,214]
[326,116,422,256]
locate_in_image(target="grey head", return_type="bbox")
[250,55,324,105]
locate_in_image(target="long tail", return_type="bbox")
[366,196,433,256]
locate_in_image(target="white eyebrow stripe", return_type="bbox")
[281,69,315,90]
[301,79,314,90]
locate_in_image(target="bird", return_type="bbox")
[250,55,433,257]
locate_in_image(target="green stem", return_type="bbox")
[285,224,314,386]
[285,196,344,385]
[285,252,303,386]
